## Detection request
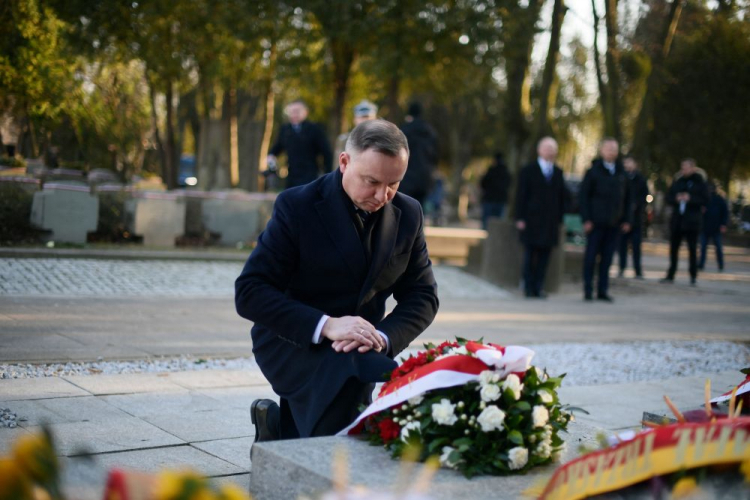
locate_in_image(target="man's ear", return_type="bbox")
[339,152,350,173]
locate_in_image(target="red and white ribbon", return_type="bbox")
[337,343,534,436]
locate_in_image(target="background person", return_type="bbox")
[699,181,729,272]
[579,138,632,302]
[268,100,333,189]
[334,99,379,160]
[399,102,438,207]
[661,159,709,285]
[618,156,650,279]
[515,137,567,298]
[480,152,511,230]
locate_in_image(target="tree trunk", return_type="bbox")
[533,0,567,144]
[146,73,167,187]
[329,39,355,141]
[631,0,684,168]
[384,74,402,123]
[164,79,178,190]
[591,0,609,125]
[603,0,622,142]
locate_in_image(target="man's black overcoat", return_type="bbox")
[269,120,333,189]
[515,161,567,248]
[235,169,439,436]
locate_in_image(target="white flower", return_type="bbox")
[400,420,421,442]
[478,370,496,386]
[535,366,547,380]
[449,346,468,356]
[480,383,501,402]
[535,440,552,459]
[477,405,506,432]
[532,405,549,428]
[431,399,458,426]
[408,395,424,406]
[538,390,553,404]
[551,443,567,462]
[508,447,529,470]
[502,374,523,400]
[439,446,461,469]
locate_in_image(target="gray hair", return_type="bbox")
[345,119,409,158]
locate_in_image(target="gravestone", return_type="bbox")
[30,183,98,244]
[201,192,275,246]
[125,192,186,247]
[249,422,600,500]
[479,219,565,293]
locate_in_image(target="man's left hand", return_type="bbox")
[332,339,384,354]
[621,223,631,233]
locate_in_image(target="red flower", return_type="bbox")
[378,418,401,443]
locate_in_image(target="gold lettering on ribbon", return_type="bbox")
[637,432,656,474]
[693,427,707,461]
[733,429,747,457]
[673,428,693,463]
[714,426,732,459]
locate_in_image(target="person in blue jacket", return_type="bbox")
[699,181,729,271]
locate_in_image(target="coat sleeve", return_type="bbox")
[558,170,567,224]
[579,168,593,223]
[375,207,439,356]
[622,174,634,226]
[688,180,709,209]
[315,125,333,174]
[666,181,678,207]
[269,127,285,157]
[235,193,324,348]
[719,197,729,226]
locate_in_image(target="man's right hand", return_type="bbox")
[321,316,385,353]
[583,221,593,234]
[515,220,526,231]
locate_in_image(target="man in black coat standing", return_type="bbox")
[699,181,729,271]
[399,102,438,207]
[580,138,632,302]
[515,137,567,298]
[236,119,439,441]
[480,152,512,230]
[618,156,650,278]
[661,159,709,285]
[268,100,333,189]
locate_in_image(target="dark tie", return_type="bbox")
[354,207,370,226]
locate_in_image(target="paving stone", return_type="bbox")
[198,386,278,410]
[0,426,31,454]
[192,437,253,470]
[141,407,253,443]
[63,373,187,396]
[84,444,245,476]
[0,377,90,401]
[249,422,600,500]
[100,391,221,418]
[26,416,184,456]
[4,396,131,427]
[166,369,269,390]
[209,473,250,491]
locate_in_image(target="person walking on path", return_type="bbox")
[334,100,379,161]
[699,181,729,271]
[515,137,567,298]
[480,152,512,230]
[661,159,709,285]
[399,102,438,207]
[237,119,438,441]
[579,138,632,302]
[618,156,650,279]
[268,100,333,189]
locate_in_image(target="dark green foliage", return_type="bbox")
[0,182,42,244]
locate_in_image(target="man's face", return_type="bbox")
[680,161,695,177]
[600,140,619,163]
[623,158,637,173]
[340,148,408,213]
[286,103,308,125]
[538,139,558,162]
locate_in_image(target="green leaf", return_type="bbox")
[514,401,531,412]
[508,430,524,445]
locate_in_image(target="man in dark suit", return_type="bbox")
[399,102,438,207]
[515,137,567,298]
[236,119,439,440]
[580,138,632,302]
[618,156,650,279]
[268,100,333,189]
[660,158,709,285]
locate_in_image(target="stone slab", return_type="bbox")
[127,197,186,247]
[165,369,269,390]
[249,422,600,500]
[198,386,278,410]
[26,416,184,455]
[4,395,131,427]
[79,443,245,476]
[140,407,253,443]
[192,436,254,469]
[201,198,263,246]
[210,474,251,491]
[0,377,90,401]
[62,373,188,396]
[30,188,99,244]
[100,391,221,418]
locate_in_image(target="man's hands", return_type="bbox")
[515,220,526,231]
[321,316,386,354]
[583,221,593,234]
[677,192,691,202]
[621,223,631,233]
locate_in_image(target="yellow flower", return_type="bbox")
[153,470,212,500]
[0,458,33,499]
[671,477,700,498]
[12,433,58,484]
[217,484,251,500]
[741,458,750,483]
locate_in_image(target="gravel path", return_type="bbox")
[0,258,507,299]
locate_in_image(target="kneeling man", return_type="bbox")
[235,119,439,439]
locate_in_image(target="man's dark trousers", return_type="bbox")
[699,231,724,270]
[667,228,699,280]
[584,225,620,297]
[523,245,551,296]
[618,225,643,275]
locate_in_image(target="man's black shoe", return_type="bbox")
[690,278,697,286]
[635,273,644,280]
[537,291,548,299]
[596,294,614,303]
[659,277,674,284]
[584,293,593,302]
[251,399,280,443]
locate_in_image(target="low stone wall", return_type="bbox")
[30,183,99,244]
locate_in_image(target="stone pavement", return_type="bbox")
[0,241,748,498]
